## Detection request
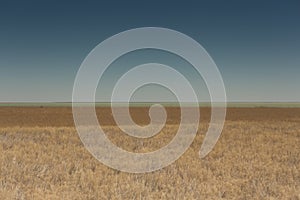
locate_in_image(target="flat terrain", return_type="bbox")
[1,107,300,127]
[0,107,299,199]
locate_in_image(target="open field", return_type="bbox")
[0,107,299,199]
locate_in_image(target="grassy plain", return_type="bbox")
[0,106,299,199]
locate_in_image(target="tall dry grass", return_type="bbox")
[0,120,299,199]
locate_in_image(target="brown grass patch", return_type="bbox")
[0,110,299,199]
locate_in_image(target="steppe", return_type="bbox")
[0,106,299,199]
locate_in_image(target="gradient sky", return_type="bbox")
[0,0,299,102]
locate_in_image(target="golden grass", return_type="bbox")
[0,120,299,199]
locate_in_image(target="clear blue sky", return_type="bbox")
[0,0,299,102]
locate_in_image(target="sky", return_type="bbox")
[0,0,299,102]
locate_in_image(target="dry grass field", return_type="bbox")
[0,107,299,199]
